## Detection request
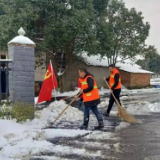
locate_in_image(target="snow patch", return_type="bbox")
[0,120,29,137]
[115,122,130,131]
[43,129,91,139]
[0,139,53,159]
[32,100,83,128]
[85,132,117,140]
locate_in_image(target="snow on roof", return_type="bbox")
[116,63,153,74]
[81,52,153,74]
[8,27,35,45]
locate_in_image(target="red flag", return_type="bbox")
[37,61,58,104]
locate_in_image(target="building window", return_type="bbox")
[1,55,6,59]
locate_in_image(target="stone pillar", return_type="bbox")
[8,27,36,106]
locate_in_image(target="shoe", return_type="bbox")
[80,125,88,130]
[94,125,104,130]
[102,112,109,117]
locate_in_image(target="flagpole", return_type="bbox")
[50,60,56,101]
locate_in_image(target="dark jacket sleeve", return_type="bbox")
[111,73,119,90]
[106,77,110,81]
[83,77,94,93]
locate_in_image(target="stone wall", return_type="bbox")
[8,46,35,105]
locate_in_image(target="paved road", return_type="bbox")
[31,90,160,160]
[116,113,160,160]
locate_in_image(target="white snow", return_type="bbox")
[115,122,130,131]
[32,100,83,128]
[84,131,117,140]
[52,88,80,97]
[125,101,159,115]
[0,139,54,159]
[57,70,65,76]
[117,63,153,74]
[0,121,91,159]
[150,78,160,86]
[0,100,86,159]
[0,120,29,136]
[34,97,38,104]
[148,102,160,112]
[0,137,8,148]
[8,27,35,45]
[43,129,90,139]
[98,99,109,108]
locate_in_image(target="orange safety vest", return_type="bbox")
[81,76,100,102]
[109,68,121,89]
[78,77,83,98]
[78,78,83,88]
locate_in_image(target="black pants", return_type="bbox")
[107,89,121,114]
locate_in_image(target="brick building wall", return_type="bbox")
[120,70,151,88]
[119,70,131,88]
[130,73,150,88]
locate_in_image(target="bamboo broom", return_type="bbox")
[104,80,137,123]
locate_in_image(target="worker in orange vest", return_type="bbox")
[76,68,104,130]
[102,64,122,116]
[77,77,84,111]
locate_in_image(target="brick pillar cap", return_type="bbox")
[8,27,36,47]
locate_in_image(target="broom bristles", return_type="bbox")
[104,80,137,123]
[117,103,137,123]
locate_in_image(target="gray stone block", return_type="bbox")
[13,71,31,77]
[24,56,35,62]
[14,55,24,61]
[14,81,31,87]
[24,47,34,52]
[24,67,34,72]
[30,72,35,76]
[8,44,35,106]
[14,87,34,92]
[29,63,35,67]
[25,77,34,82]
[13,66,25,71]
[21,62,31,66]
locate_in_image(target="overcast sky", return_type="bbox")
[123,0,160,53]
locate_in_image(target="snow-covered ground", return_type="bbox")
[150,78,160,86]
[50,86,160,98]
[1,88,160,159]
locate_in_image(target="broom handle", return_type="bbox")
[104,80,121,105]
[60,94,77,100]
[52,93,81,125]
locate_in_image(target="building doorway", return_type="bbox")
[1,55,7,99]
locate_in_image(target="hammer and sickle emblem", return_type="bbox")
[44,70,52,80]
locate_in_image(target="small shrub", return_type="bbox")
[0,99,10,106]
[11,102,35,122]
[0,105,12,120]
